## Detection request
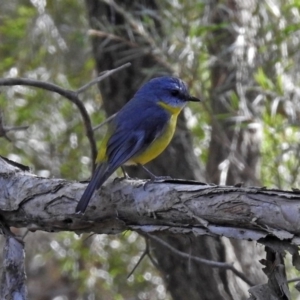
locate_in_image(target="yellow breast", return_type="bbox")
[129,101,182,165]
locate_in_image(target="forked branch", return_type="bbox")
[0,63,131,171]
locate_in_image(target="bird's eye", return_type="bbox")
[171,89,180,97]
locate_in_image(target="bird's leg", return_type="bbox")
[121,166,130,179]
[138,164,172,181]
[113,166,130,184]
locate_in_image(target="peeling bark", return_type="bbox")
[1,158,300,252]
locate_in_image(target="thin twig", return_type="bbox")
[127,237,161,279]
[287,277,300,284]
[4,125,29,132]
[102,0,159,51]
[76,63,131,94]
[0,63,131,172]
[93,113,117,131]
[0,111,11,142]
[143,237,160,269]
[88,29,138,50]
[83,233,96,242]
[146,233,254,287]
[100,0,173,72]
[127,248,148,279]
[0,110,28,141]
[21,229,30,239]
[0,76,97,169]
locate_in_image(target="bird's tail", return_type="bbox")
[75,162,111,214]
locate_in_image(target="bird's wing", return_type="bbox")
[106,106,169,170]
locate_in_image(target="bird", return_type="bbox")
[75,76,201,214]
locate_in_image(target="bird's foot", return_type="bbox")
[120,166,130,179]
[113,167,131,183]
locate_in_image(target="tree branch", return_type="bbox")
[0,63,131,171]
[0,157,300,251]
[146,233,254,287]
[93,112,117,131]
[1,157,300,297]
[127,237,150,279]
[75,62,131,94]
[0,110,28,142]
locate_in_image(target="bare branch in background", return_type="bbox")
[127,238,150,279]
[0,63,131,172]
[76,62,131,94]
[0,110,28,142]
[146,233,254,287]
[93,112,117,131]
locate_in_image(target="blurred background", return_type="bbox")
[1,0,300,299]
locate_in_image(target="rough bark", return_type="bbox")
[0,223,28,300]
[1,157,300,248]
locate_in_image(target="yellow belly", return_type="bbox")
[128,113,178,165]
[97,101,182,166]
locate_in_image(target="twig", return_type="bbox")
[22,229,30,239]
[146,233,254,287]
[0,155,30,171]
[83,232,96,242]
[88,29,138,50]
[93,113,117,131]
[287,277,300,284]
[99,0,173,72]
[0,111,11,141]
[127,237,161,279]
[127,247,148,279]
[0,63,131,171]
[4,125,29,132]
[143,237,160,270]
[76,63,131,94]
[0,76,97,169]
[0,110,28,142]
[102,0,159,51]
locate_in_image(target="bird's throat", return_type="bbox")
[157,101,183,116]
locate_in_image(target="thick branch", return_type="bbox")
[0,158,300,249]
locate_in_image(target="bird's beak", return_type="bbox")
[188,95,201,102]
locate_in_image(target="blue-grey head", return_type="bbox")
[135,76,201,108]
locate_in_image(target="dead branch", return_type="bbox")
[0,157,300,250]
[0,110,28,142]
[0,63,131,171]
[146,233,254,286]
